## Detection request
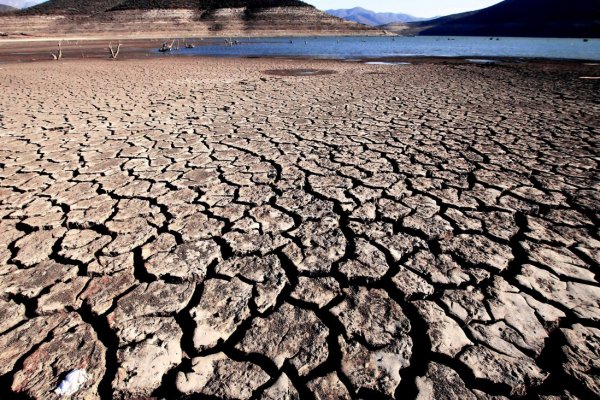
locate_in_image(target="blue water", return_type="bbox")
[161,36,600,61]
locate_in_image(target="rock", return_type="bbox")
[146,239,221,281]
[414,300,472,357]
[259,373,299,400]
[560,324,600,397]
[191,277,253,350]
[290,276,341,308]
[307,372,351,400]
[216,254,287,313]
[236,303,328,376]
[11,314,106,400]
[416,362,478,400]
[339,238,389,281]
[176,353,270,399]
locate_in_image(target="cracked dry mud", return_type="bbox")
[0,57,598,399]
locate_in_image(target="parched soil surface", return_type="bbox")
[0,57,598,399]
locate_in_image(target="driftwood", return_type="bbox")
[159,40,175,53]
[108,41,121,59]
[51,41,62,60]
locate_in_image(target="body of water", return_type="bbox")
[163,36,600,61]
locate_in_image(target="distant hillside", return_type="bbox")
[23,0,124,14]
[5,0,379,37]
[380,11,476,35]
[0,3,17,12]
[327,7,424,26]
[110,0,310,11]
[23,0,312,14]
[421,0,600,38]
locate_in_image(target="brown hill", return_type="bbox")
[4,0,379,37]
[0,3,17,13]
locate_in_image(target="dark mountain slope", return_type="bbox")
[421,0,600,38]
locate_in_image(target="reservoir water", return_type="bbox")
[164,36,600,61]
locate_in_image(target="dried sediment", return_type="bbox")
[0,57,598,399]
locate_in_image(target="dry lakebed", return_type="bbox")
[0,56,598,399]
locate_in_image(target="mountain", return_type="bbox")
[327,7,425,26]
[380,11,477,35]
[0,3,17,12]
[3,0,380,37]
[420,0,600,38]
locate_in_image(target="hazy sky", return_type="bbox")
[306,0,503,17]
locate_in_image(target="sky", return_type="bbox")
[305,0,504,18]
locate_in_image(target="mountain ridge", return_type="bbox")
[421,0,600,38]
[326,7,425,26]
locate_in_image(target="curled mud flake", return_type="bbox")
[216,254,287,313]
[339,238,390,281]
[12,314,106,400]
[259,373,300,400]
[146,239,221,282]
[112,318,183,398]
[459,345,547,396]
[191,277,253,350]
[14,228,67,267]
[439,234,514,271]
[414,300,472,357]
[290,276,341,308]
[560,324,600,397]
[236,303,328,376]
[176,353,270,399]
[307,372,351,400]
[415,362,479,400]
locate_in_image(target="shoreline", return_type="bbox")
[1,36,599,64]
